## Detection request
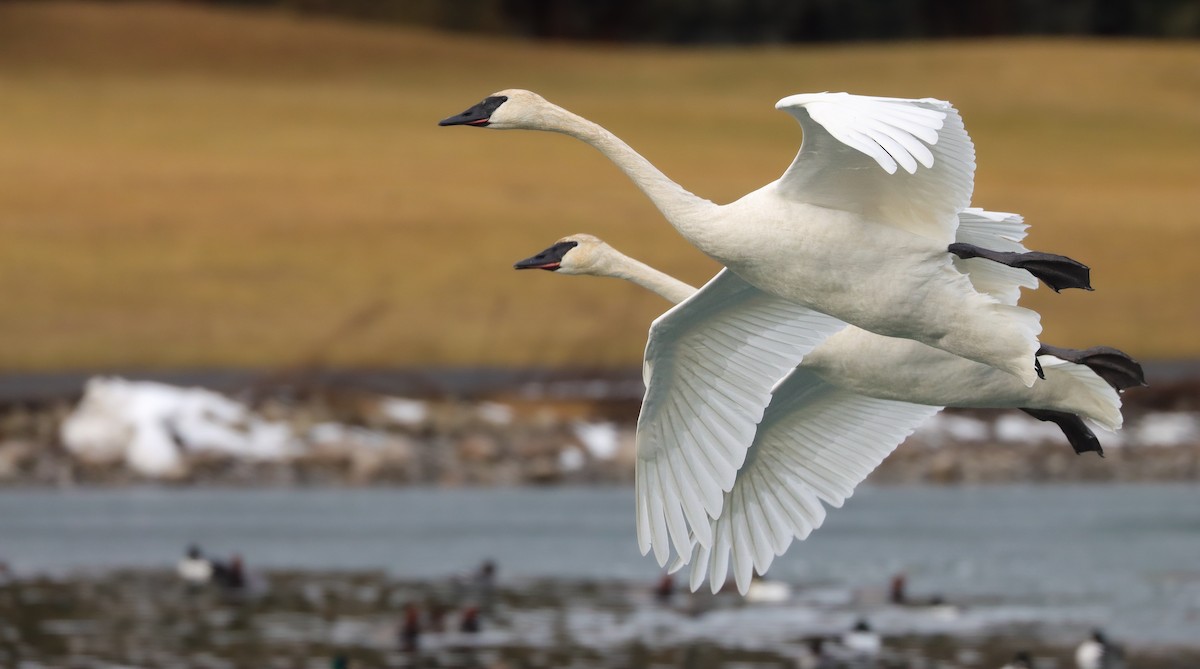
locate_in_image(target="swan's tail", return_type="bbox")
[987,302,1044,387]
[938,258,1042,387]
[1039,355,1124,431]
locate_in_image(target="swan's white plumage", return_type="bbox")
[453,88,1045,384]
[688,370,940,594]
[1036,355,1123,431]
[523,228,1127,591]
[954,207,1029,248]
[775,93,975,243]
[953,208,1038,304]
[636,269,843,563]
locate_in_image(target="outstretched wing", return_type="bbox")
[675,369,940,594]
[636,270,844,565]
[774,92,975,244]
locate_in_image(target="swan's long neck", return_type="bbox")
[596,246,698,305]
[540,107,717,239]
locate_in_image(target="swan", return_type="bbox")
[442,89,1091,383]
[514,213,1143,592]
[442,90,1091,561]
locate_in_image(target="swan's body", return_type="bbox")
[517,227,1120,428]
[685,193,1042,386]
[518,220,1123,429]
[443,89,1041,385]
[516,218,1135,592]
[803,328,1115,420]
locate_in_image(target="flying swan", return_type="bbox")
[514,217,1143,592]
[441,90,1092,561]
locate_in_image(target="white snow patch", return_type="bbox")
[308,422,396,450]
[994,413,1067,444]
[1132,412,1200,447]
[476,402,514,425]
[558,446,586,472]
[60,377,296,477]
[913,414,989,443]
[841,629,882,657]
[571,421,620,460]
[379,397,428,427]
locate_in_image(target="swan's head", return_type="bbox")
[513,234,610,275]
[439,89,552,130]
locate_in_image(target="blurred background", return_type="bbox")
[1,0,1198,372]
[0,2,1198,668]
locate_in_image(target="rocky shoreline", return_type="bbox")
[3,568,1197,669]
[0,375,1197,487]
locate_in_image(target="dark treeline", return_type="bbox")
[193,0,1200,41]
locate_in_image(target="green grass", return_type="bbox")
[0,1,1197,371]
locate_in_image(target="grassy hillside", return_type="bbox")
[0,2,1197,371]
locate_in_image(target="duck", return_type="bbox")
[514,221,1142,592]
[743,576,793,603]
[840,619,882,660]
[176,543,213,586]
[443,90,1092,562]
[1076,628,1124,669]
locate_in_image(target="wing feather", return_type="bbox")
[658,461,692,559]
[730,487,755,594]
[685,369,942,594]
[689,542,710,592]
[708,518,732,593]
[774,92,975,243]
[645,461,670,566]
[953,208,1038,305]
[667,445,712,551]
[636,270,844,563]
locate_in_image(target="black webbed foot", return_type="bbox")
[1037,344,1147,391]
[1021,408,1104,456]
[949,242,1092,292]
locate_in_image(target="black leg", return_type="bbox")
[1021,408,1104,456]
[949,242,1093,292]
[1037,344,1147,391]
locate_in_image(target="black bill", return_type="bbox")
[439,96,509,127]
[514,241,579,271]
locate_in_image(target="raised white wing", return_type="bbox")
[953,207,1037,305]
[673,368,941,594]
[636,270,844,565]
[774,92,976,244]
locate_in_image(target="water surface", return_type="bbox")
[1,484,1197,644]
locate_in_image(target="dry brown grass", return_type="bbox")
[0,1,1197,371]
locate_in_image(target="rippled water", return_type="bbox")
[1,484,1197,645]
